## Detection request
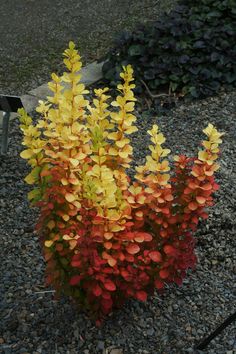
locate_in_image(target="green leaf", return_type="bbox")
[28,188,41,201]
[128,45,143,56]
[189,86,199,98]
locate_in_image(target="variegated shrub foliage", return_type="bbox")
[19,42,223,322]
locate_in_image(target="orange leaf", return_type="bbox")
[118,252,125,261]
[104,242,112,250]
[201,183,212,191]
[41,170,51,177]
[103,280,116,292]
[104,232,113,240]
[149,251,162,262]
[164,193,174,201]
[136,290,147,302]
[126,243,140,255]
[143,233,153,242]
[102,251,110,260]
[159,269,169,279]
[188,201,198,211]
[196,196,206,204]
[188,182,198,189]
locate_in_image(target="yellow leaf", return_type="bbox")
[51,73,61,83]
[63,234,72,241]
[124,102,135,112]
[24,173,36,185]
[47,220,55,230]
[119,151,129,159]
[116,139,129,148]
[45,240,54,248]
[65,193,76,203]
[108,258,117,267]
[61,178,69,186]
[109,147,118,156]
[62,214,70,221]
[73,201,81,209]
[125,126,138,134]
[108,132,119,140]
[110,224,124,232]
[69,158,79,167]
[69,239,77,250]
[20,149,34,159]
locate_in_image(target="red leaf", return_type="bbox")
[69,275,82,286]
[155,279,164,289]
[93,284,102,297]
[136,290,147,302]
[103,267,113,274]
[200,212,208,219]
[102,291,111,299]
[71,260,81,267]
[163,245,177,257]
[103,280,116,292]
[125,254,134,262]
[149,251,162,262]
[126,243,140,255]
[159,269,169,279]
[101,298,113,312]
[174,277,183,286]
[121,270,132,281]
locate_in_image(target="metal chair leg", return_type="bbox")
[1,111,10,154]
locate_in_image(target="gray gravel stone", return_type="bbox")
[0,0,176,96]
[0,88,236,354]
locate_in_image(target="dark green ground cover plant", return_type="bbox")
[102,0,236,99]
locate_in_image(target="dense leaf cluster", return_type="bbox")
[102,0,236,98]
[19,43,223,323]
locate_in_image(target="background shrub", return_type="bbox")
[102,0,236,99]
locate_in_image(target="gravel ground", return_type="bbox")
[0,0,176,96]
[0,88,236,353]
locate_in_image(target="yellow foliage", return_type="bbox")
[18,42,223,233]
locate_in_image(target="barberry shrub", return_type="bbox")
[19,42,223,322]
